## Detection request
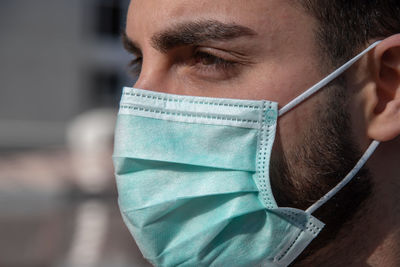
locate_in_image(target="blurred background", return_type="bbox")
[0,0,151,266]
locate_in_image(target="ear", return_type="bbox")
[367,34,400,142]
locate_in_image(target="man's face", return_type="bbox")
[124,0,328,195]
[125,0,322,152]
[126,0,323,194]
[124,0,371,259]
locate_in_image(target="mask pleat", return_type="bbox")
[124,193,266,261]
[116,165,258,214]
[114,115,258,171]
[114,87,325,267]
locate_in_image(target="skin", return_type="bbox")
[124,0,400,265]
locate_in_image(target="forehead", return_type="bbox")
[126,0,313,45]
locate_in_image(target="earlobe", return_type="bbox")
[367,34,400,142]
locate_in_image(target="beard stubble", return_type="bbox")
[269,78,373,264]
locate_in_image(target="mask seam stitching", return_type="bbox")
[275,231,302,262]
[122,92,261,110]
[119,105,260,124]
[306,220,321,236]
[274,219,322,262]
[278,210,322,235]
[256,102,276,209]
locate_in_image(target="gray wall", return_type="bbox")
[0,0,133,148]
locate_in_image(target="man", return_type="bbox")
[116,0,400,266]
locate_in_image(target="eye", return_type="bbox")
[128,56,142,78]
[193,50,237,71]
[188,49,242,80]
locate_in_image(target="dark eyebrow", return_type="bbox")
[151,20,257,52]
[122,32,142,55]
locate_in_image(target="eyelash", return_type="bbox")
[128,57,143,78]
[192,50,238,73]
[128,50,238,78]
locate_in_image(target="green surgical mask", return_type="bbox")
[113,41,380,267]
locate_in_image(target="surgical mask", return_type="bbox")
[113,41,381,267]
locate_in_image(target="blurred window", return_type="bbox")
[89,69,122,108]
[94,0,124,38]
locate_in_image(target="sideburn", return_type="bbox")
[269,77,373,264]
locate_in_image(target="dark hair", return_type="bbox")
[298,0,400,67]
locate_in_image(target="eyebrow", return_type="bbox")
[152,20,257,52]
[122,20,257,55]
[122,32,141,55]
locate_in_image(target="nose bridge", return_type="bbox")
[134,73,160,91]
[133,52,168,92]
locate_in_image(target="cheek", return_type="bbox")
[276,89,326,155]
[233,57,323,104]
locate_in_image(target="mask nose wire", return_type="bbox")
[306,140,380,214]
[278,41,381,117]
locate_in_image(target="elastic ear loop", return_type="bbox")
[306,140,379,214]
[278,41,382,215]
[278,41,381,117]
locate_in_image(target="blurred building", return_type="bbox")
[0,1,151,266]
[0,0,134,149]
